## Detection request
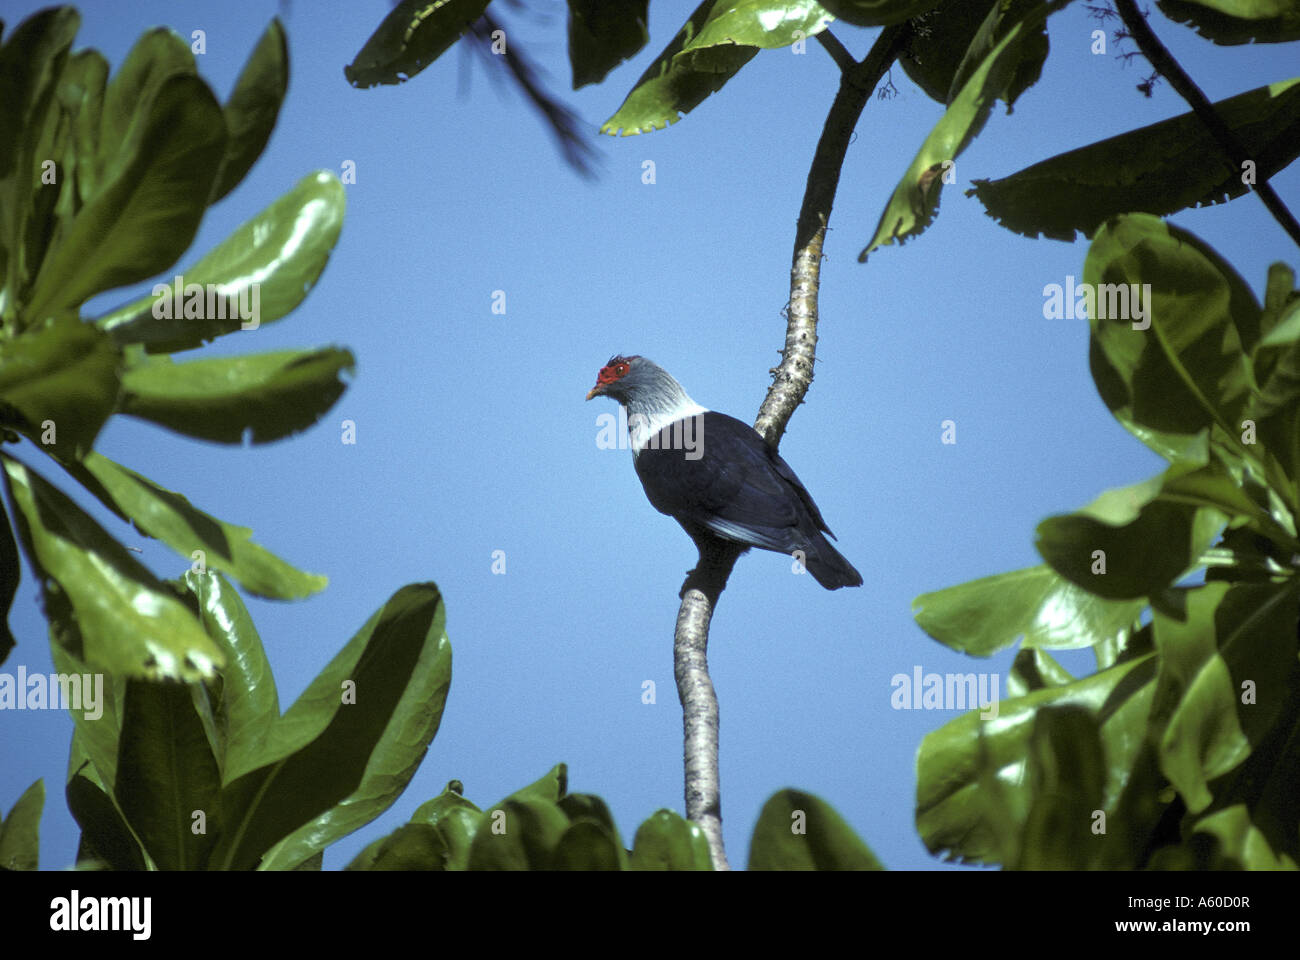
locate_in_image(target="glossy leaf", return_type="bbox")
[119,347,354,445]
[1158,0,1300,44]
[1035,461,1235,600]
[114,678,222,869]
[96,28,197,162]
[2,455,223,681]
[861,0,1063,259]
[96,172,346,353]
[210,19,288,203]
[346,822,448,870]
[53,643,127,799]
[0,6,81,308]
[177,571,279,784]
[913,564,1144,655]
[502,763,568,805]
[970,78,1300,241]
[1151,581,1298,814]
[1013,707,1107,868]
[66,765,148,871]
[602,0,789,136]
[629,809,713,869]
[0,779,43,870]
[0,318,120,458]
[465,796,571,870]
[209,584,449,870]
[70,452,326,600]
[568,0,649,89]
[345,0,491,88]
[917,654,1157,864]
[749,789,883,869]
[1084,215,1258,461]
[59,50,109,208]
[552,820,626,870]
[410,781,483,870]
[25,73,226,319]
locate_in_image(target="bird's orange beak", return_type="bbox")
[585,383,605,401]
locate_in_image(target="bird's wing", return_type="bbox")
[633,411,831,551]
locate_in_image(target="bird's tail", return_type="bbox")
[800,531,863,590]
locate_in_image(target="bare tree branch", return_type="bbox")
[675,22,910,872]
[1112,0,1300,249]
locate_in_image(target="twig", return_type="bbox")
[673,22,909,872]
[1113,0,1300,249]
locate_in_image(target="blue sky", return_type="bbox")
[2,0,1298,870]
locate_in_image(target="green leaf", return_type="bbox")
[567,0,650,89]
[917,654,1157,865]
[1151,581,1299,814]
[601,0,776,136]
[913,564,1144,656]
[210,19,289,203]
[346,822,448,870]
[0,498,18,666]
[1035,461,1234,600]
[552,819,627,870]
[96,28,197,162]
[0,318,120,458]
[749,789,883,869]
[820,0,941,26]
[66,765,149,871]
[899,0,1000,104]
[0,7,81,308]
[209,583,449,870]
[969,78,1300,241]
[465,796,571,870]
[1007,647,1074,697]
[114,678,222,870]
[120,347,354,445]
[96,171,346,353]
[1157,0,1300,44]
[1258,261,1299,346]
[2,455,223,681]
[26,73,227,319]
[501,763,568,805]
[629,809,714,870]
[174,571,279,784]
[1013,706,1107,868]
[861,0,1064,259]
[69,452,326,600]
[1084,214,1258,460]
[60,50,109,209]
[1190,805,1299,868]
[410,780,483,870]
[344,0,491,88]
[0,779,43,870]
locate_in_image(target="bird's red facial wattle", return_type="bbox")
[585,355,636,400]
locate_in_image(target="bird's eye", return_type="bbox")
[615,363,628,376]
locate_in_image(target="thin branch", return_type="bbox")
[674,22,909,872]
[755,22,909,444]
[1113,0,1300,249]
[816,29,855,74]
